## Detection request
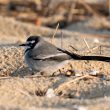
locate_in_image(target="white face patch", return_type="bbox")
[29,40,35,44]
[24,40,35,50]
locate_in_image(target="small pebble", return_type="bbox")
[46,88,56,98]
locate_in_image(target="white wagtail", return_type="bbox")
[20,36,110,74]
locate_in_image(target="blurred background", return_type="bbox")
[0,0,110,34]
[1,2,110,110]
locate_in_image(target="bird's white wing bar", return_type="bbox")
[33,53,70,60]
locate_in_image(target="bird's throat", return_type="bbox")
[25,48,31,54]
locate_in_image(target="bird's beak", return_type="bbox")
[19,43,27,46]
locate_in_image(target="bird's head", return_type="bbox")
[19,36,41,49]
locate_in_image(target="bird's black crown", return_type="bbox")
[27,36,41,43]
[26,36,41,48]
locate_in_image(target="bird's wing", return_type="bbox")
[32,52,71,61]
[29,40,71,61]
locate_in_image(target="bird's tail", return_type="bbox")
[58,48,110,62]
[77,55,110,62]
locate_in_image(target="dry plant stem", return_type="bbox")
[69,45,99,54]
[83,38,92,53]
[0,76,12,80]
[69,45,78,51]
[78,0,99,16]
[91,46,99,51]
[0,74,52,80]
[17,88,32,99]
[0,75,55,80]
[61,30,64,49]
[51,23,59,45]
[98,43,110,48]
[83,46,99,54]
[58,75,96,87]
[68,75,96,83]
[24,74,53,78]
[55,75,97,92]
[99,45,102,55]
[95,43,110,55]
[109,0,110,18]
[67,3,76,22]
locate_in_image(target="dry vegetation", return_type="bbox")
[0,0,110,110]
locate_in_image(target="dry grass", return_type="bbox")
[0,16,110,110]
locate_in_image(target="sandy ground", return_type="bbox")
[0,16,110,110]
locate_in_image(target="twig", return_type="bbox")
[56,74,97,91]
[0,76,12,80]
[85,46,99,53]
[79,46,100,54]
[94,43,110,55]
[78,0,99,16]
[67,3,76,22]
[98,43,110,48]
[83,38,92,53]
[108,0,110,18]
[61,30,64,48]
[51,23,59,44]
[0,74,54,80]
[70,75,95,83]
[99,45,102,55]
[69,45,78,51]
[17,88,32,99]
[24,74,50,78]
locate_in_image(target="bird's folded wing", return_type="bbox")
[32,53,71,61]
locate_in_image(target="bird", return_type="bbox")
[20,35,110,74]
